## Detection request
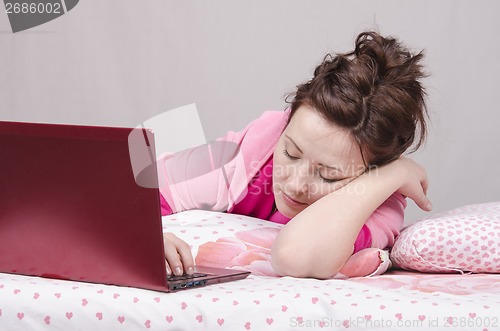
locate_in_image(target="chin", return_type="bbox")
[275,199,299,219]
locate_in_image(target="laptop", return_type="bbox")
[0,120,250,292]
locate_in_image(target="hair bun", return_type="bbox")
[354,31,426,93]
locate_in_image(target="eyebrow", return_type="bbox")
[285,135,346,175]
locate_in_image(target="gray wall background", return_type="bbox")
[1,0,499,224]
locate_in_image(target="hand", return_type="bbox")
[391,156,432,211]
[163,232,194,276]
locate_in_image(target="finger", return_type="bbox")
[420,175,431,210]
[177,242,195,275]
[162,234,173,276]
[414,190,432,212]
[163,235,184,276]
[421,173,429,196]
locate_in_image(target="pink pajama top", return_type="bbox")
[158,111,406,253]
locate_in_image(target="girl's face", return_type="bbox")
[272,105,366,218]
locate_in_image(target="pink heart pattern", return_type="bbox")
[0,209,498,330]
[392,202,500,273]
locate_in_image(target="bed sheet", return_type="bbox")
[1,210,499,331]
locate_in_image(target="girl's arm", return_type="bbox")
[270,157,431,279]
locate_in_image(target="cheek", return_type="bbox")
[272,151,288,182]
[272,136,289,173]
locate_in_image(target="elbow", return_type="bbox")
[271,244,344,279]
[271,244,304,278]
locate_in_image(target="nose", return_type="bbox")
[285,163,310,195]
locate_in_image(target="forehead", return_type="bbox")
[285,106,364,167]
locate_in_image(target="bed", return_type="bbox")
[1,203,499,331]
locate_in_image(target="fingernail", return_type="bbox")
[166,265,172,275]
[187,266,194,275]
[426,202,433,211]
[175,267,182,275]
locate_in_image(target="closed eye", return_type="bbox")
[283,149,299,160]
[317,168,345,184]
[318,172,340,183]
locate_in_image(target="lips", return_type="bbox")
[281,191,306,207]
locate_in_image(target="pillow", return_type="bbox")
[163,210,284,276]
[163,210,391,278]
[391,201,500,273]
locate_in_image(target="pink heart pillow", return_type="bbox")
[391,202,500,273]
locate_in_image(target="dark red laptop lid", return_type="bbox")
[0,121,168,291]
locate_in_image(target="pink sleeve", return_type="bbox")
[338,193,405,278]
[156,111,287,214]
[160,193,173,216]
[156,142,248,214]
[365,193,407,249]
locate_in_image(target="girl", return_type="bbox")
[160,31,431,279]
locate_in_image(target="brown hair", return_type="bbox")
[286,31,428,166]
